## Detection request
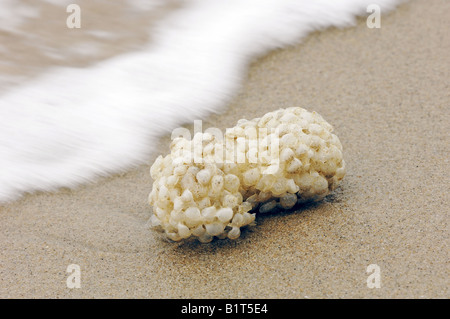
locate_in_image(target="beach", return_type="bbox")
[0,0,449,298]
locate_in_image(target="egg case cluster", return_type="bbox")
[148,107,346,242]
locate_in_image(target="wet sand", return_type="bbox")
[0,0,449,298]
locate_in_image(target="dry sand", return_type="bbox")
[0,0,449,298]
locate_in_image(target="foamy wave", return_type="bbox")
[0,0,403,202]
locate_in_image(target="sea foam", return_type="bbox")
[0,0,403,202]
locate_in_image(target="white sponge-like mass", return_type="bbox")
[148,107,346,242]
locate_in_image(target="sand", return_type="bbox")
[0,0,449,298]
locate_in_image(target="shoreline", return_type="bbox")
[1,0,449,298]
